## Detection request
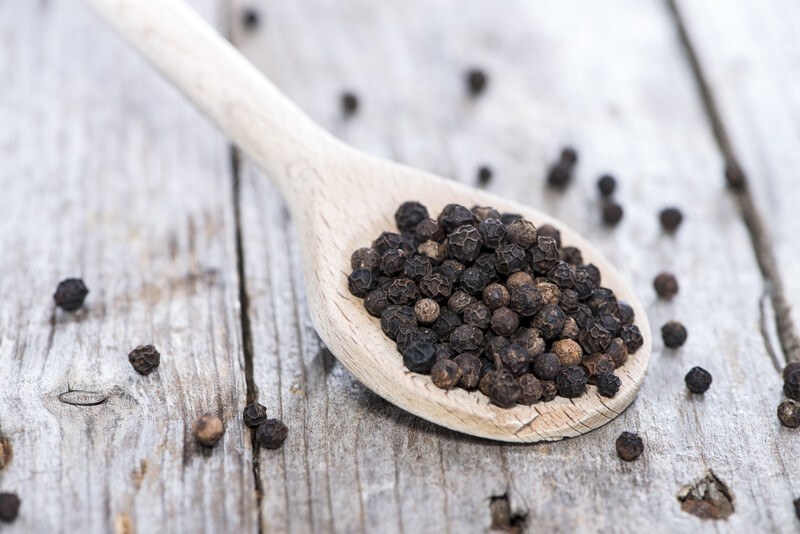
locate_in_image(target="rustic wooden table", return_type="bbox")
[2,0,799,532]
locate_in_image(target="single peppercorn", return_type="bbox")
[477,218,506,250]
[242,402,268,428]
[341,91,359,116]
[396,327,438,353]
[490,307,520,337]
[517,374,543,405]
[784,362,800,380]
[540,380,558,401]
[777,399,800,428]
[616,431,644,461]
[414,298,440,325]
[256,419,288,449]
[351,247,380,270]
[432,310,461,340]
[653,272,679,299]
[547,261,575,289]
[128,344,161,375]
[560,246,583,266]
[597,174,616,196]
[494,244,527,276]
[402,341,437,373]
[438,204,474,233]
[617,301,635,325]
[560,317,580,340]
[380,305,416,340]
[547,161,573,188]
[448,291,476,315]
[784,369,800,401]
[364,288,388,317]
[602,202,624,225]
[449,324,485,354]
[477,166,493,186]
[242,7,260,29]
[437,259,466,284]
[431,359,462,389]
[685,366,712,394]
[418,272,452,300]
[448,225,483,263]
[348,268,378,297]
[532,304,566,339]
[532,352,560,381]
[662,321,688,348]
[499,343,530,377]
[460,267,489,295]
[506,271,535,291]
[465,68,488,97]
[395,201,429,233]
[582,354,615,384]
[620,324,644,354]
[454,354,482,389]
[552,339,583,367]
[379,248,407,276]
[537,224,562,248]
[488,371,522,408]
[403,255,432,281]
[605,338,629,368]
[386,278,418,305]
[510,328,545,360]
[53,278,89,311]
[472,206,501,224]
[482,283,510,310]
[417,240,447,265]
[596,372,621,397]
[434,343,455,361]
[192,414,225,447]
[415,218,444,243]
[555,365,588,398]
[505,219,537,249]
[463,302,492,329]
[659,207,683,232]
[0,493,20,523]
[508,286,544,318]
[560,147,578,165]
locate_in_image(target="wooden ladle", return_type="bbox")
[85,0,651,442]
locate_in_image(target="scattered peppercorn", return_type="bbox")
[53,278,89,311]
[341,91,359,116]
[653,272,679,299]
[560,147,578,165]
[777,399,800,428]
[0,493,20,523]
[242,7,260,29]
[477,166,493,186]
[347,202,644,407]
[192,414,225,447]
[784,362,800,380]
[256,419,288,449]
[128,345,161,375]
[466,68,488,97]
[597,174,616,197]
[242,402,268,428]
[659,207,683,232]
[547,161,573,188]
[602,202,624,226]
[615,431,644,461]
[685,366,712,394]
[784,369,800,401]
[662,321,688,348]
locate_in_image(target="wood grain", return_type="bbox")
[0,0,256,532]
[232,0,799,531]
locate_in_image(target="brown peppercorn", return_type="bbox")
[380,305,417,340]
[659,207,683,232]
[417,240,447,265]
[505,219,537,248]
[490,307,520,337]
[256,419,288,449]
[465,68,488,97]
[414,298,440,324]
[506,271,535,290]
[662,321,688,348]
[395,201,429,233]
[596,372,621,397]
[602,202,624,225]
[364,288,388,317]
[386,278,418,305]
[482,283,510,310]
[192,414,225,447]
[517,374,543,404]
[653,272,679,299]
[128,345,161,375]
[582,354,615,384]
[448,291,477,315]
[533,281,561,306]
[415,218,444,243]
[616,431,644,461]
[455,353,482,389]
[351,247,380,270]
[449,325,485,354]
[0,493,20,523]
[509,327,545,360]
[488,371,522,408]
[447,225,483,263]
[555,365,588,398]
[53,278,89,311]
[418,273,452,300]
[597,174,616,196]
[552,339,583,367]
[540,380,557,401]
[605,338,629,368]
[499,343,530,377]
[242,402,268,428]
[532,304,566,339]
[777,399,800,428]
[431,359,462,389]
[560,317,580,340]
[463,302,492,329]
[479,370,498,397]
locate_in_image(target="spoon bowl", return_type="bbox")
[85,0,651,442]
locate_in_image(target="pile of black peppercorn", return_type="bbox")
[347,201,644,408]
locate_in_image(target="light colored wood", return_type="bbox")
[233,0,800,531]
[0,0,256,532]
[84,0,651,442]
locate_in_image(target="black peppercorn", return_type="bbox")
[488,371,522,408]
[448,225,483,263]
[582,263,601,287]
[460,267,489,295]
[659,207,683,232]
[465,68,488,97]
[348,268,378,297]
[242,7,260,29]
[605,338,629,368]
[0,493,20,523]
[572,268,594,300]
[482,283,510,310]
[547,161,573,188]
[351,247,380,270]
[434,343,455,361]
[454,353,482,389]
[560,147,578,165]
[777,399,800,428]
[508,286,544,317]
[447,291,476,315]
[403,255,432,281]
[415,218,444,243]
[396,327,438,354]
[602,202,624,225]
[256,419,288,449]
[616,302,635,325]
[685,366,712,394]
[596,372,621,397]
[463,302,492,329]
[417,240,447,265]
[431,359,461,389]
[586,288,615,314]
[532,304,566,339]
[784,362,800,380]
[53,278,89,311]
[373,232,402,253]
[529,236,560,274]
[395,201,429,233]
[559,288,579,312]
[418,273,452,300]
[380,305,417,340]
[555,365,588,398]
[500,213,523,225]
[438,204,474,233]
[243,402,268,428]
[477,166,493,186]
[386,278,418,305]
[402,341,437,373]
[620,324,644,354]
[662,321,688,348]
[449,325,485,354]
[364,288,388,317]
[597,174,616,196]
[476,218,506,250]
[432,310,461,340]
[473,253,498,278]
[505,219,537,249]
[616,431,644,461]
[486,335,510,361]
[128,344,161,375]
[379,248,407,275]
[510,328,545,360]
[653,272,679,299]
[490,307,520,337]
[341,91,359,116]
[596,312,622,337]
[570,303,594,330]
[582,354,615,384]
[437,259,466,285]
[540,381,558,401]
[784,369,800,401]
[532,352,560,381]
[537,224,562,248]
[499,343,530,377]
[547,261,575,289]
[560,317,580,340]
[517,374,543,405]
[795,498,800,521]
[560,246,583,266]
[494,244,527,276]
[192,414,225,447]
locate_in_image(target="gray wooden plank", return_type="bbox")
[0,0,257,532]
[231,0,795,531]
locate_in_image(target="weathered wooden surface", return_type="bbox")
[0,0,257,532]
[2,0,800,532]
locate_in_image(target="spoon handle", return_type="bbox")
[84,0,342,202]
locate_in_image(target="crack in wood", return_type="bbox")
[677,469,735,520]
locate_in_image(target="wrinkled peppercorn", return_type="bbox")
[380,249,407,276]
[596,372,621,397]
[602,202,624,225]
[395,201,429,233]
[620,324,644,353]
[256,419,288,449]
[560,317,580,340]
[560,246,583,266]
[128,345,161,375]
[653,272,679,299]
[662,321,688,348]
[348,268,378,297]
[537,224,562,247]
[243,402,268,428]
[548,262,575,289]
[0,493,20,523]
[448,225,483,263]
[617,302,635,325]
[534,281,561,307]
[472,206,501,222]
[488,371,522,408]
[438,204,474,233]
[605,338,629,368]
[432,310,461,340]
[466,68,488,96]
[486,335,510,361]
[386,278,418,305]
[415,218,444,243]
[434,343,455,361]
[659,207,683,232]
[53,278,89,311]
[419,273,452,300]
[447,291,476,315]
[494,244,527,276]
[449,325,485,353]
[460,267,489,295]
[784,369,800,401]
[540,380,558,401]
[505,219,537,248]
[351,247,380,270]
[530,236,560,273]
[582,354,615,384]
[510,328,545,360]
[463,302,492,329]
[490,307,520,337]
[455,354,482,389]
[518,374,543,404]
[192,414,225,447]
[396,327,438,353]
[373,232,402,253]
[341,92,359,116]
[685,366,712,394]
[777,399,800,428]
[437,259,466,284]
[556,365,588,398]
[532,352,560,380]
[364,288,388,317]
[533,304,566,339]
[508,286,544,318]
[414,298,441,324]
[499,343,530,377]
[616,431,644,461]
[477,218,506,250]
[381,306,417,340]
[418,240,447,264]
[552,339,582,367]
[597,174,616,196]
[784,362,800,380]
[431,359,461,389]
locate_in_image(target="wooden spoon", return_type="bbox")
[84,0,651,442]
